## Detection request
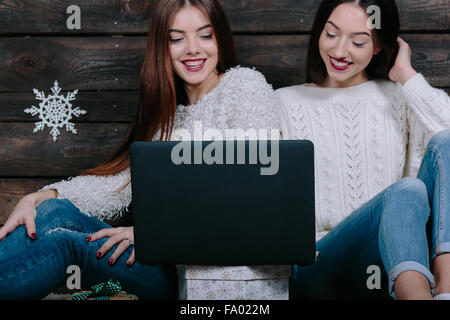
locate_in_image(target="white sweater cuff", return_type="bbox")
[399,73,450,132]
[401,73,427,93]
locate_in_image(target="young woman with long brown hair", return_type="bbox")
[0,0,279,299]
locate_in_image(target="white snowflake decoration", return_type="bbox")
[24,81,87,142]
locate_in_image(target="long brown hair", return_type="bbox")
[81,0,238,190]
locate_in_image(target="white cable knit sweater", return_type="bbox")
[276,74,450,241]
[39,67,280,221]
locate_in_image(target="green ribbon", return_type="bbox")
[71,279,122,300]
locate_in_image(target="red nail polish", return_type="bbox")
[96,251,103,258]
[86,236,92,242]
[108,258,114,265]
[31,233,36,240]
[126,261,132,268]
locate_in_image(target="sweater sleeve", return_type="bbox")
[227,67,281,139]
[38,167,132,221]
[399,74,450,176]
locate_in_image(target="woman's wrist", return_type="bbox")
[28,189,58,208]
[398,67,417,85]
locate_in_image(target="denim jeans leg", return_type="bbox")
[291,177,434,300]
[291,187,390,300]
[417,129,450,260]
[0,198,178,300]
[0,228,178,300]
[378,178,435,298]
[0,198,110,260]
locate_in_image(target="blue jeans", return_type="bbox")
[0,199,178,300]
[291,130,450,300]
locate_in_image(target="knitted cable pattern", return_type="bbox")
[277,74,450,241]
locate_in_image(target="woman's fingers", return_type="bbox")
[108,239,133,266]
[389,37,416,85]
[0,206,37,241]
[126,249,136,267]
[87,226,135,266]
[0,222,15,241]
[95,233,123,258]
[397,37,411,56]
[23,213,37,240]
[87,227,120,242]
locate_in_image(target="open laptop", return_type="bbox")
[130,140,315,266]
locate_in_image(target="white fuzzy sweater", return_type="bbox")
[276,74,450,241]
[39,67,280,221]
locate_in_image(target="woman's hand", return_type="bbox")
[388,37,417,85]
[87,226,136,267]
[0,190,57,242]
[0,195,37,241]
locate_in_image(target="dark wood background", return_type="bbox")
[0,0,449,223]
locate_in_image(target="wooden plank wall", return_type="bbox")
[0,0,449,222]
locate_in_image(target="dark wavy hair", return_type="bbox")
[306,0,400,84]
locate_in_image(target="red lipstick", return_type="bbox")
[329,56,353,71]
[182,58,206,72]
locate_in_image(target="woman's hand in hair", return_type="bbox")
[87,226,136,267]
[388,37,417,85]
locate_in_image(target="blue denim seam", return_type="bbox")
[377,179,434,299]
[425,146,447,258]
[379,187,394,273]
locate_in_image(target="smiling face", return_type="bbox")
[318,3,381,87]
[169,5,220,94]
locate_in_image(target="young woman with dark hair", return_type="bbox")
[277,0,450,300]
[306,0,400,85]
[0,0,279,299]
